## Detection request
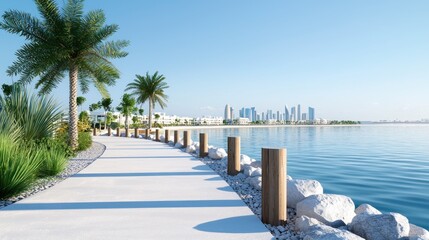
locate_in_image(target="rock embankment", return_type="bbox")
[169,137,429,240]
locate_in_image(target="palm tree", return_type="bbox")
[101,97,112,130]
[125,72,168,129]
[76,96,86,113]
[0,0,128,149]
[116,94,136,131]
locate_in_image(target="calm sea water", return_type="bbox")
[188,124,429,229]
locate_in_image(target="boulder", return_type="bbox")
[186,145,196,153]
[160,135,165,142]
[409,224,429,240]
[208,148,227,160]
[287,179,323,208]
[244,166,256,177]
[303,225,364,240]
[295,216,323,232]
[354,203,381,215]
[250,167,262,177]
[349,212,409,240]
[174,142,183,148]
[250,160,261,168]
[249,176,261,190]
[296,194,355,227]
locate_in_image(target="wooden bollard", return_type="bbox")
[227,137,240,175]
[155,129,160,141]
[93,128,97,136]
[116,128,120,137]
[134,128,138,138]
[199,133,208,157]
[174,130,179,144]
[183,130,190,148]
[125,128,129,138]
[107,127,111,136]
[261,148,287,226]
[164,129,170,143]
[145,129,150,139]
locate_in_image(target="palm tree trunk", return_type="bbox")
[148,99,153,129]
[68,63,79,150]
[104,110,107,130]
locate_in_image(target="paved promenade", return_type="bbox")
[0,136,272,240]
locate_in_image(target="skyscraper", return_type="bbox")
[302,113,307,121]
[297,104,301,121]
[291,107,296,122]
[284,105,290,122]
[224,104,231,120]
[308,107,315,122]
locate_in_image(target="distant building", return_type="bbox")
[284,105,290,121]
[302,113,307,121]
[297,104,301,121]
[224,104,231,120]
[308,107,315,122]
[276,111,280,121]
[291,107,296,122]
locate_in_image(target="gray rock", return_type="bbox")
[295,216,323,232]
[355,203,381,215]
[350,212,409,240]
[288,179,323,208]
[409,224,429,240]
[208,148,227,160]
[304,225,364,240]
[296,194,355,227]
[249,176,261,191]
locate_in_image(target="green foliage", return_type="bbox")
[117,94,137,129]
[125,71,169,128]
[110,122,119,130]
[37,140,68,177]
[1,84,13,97]
[106,112,113,126]
[329,120,360,125]
[0,135,42,199]
[76,96,86,106]
[0,86,62,141]
[0,0,128,149]
[138,108,144,116]
[77,132,92,151]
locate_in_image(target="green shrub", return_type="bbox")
[37,140,69,177]
[0,135,41,199]
[78,132,92,151]
[0,86,62,141]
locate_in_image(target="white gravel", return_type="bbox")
[0,142,106,208]
[197,155,305,240]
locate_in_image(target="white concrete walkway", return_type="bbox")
[0,136,272,240]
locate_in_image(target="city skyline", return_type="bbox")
[1,1,429,121]
[225,104,316,122]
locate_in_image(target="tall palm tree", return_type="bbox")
[116,94,136,131]
[0,0,128,149]
[125,72,169,129]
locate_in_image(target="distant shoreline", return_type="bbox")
[163,122,428,131]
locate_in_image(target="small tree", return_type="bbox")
[117,94,136,130]
[89,102,101,129]
[101,98,113,130]
[76,96,86,113]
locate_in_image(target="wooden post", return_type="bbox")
[125,128,129,138]
[107,127,111,136]
[174,130,179,144]
[165,129,170,143]
[227,137,240,175]
[145,129,150,139]
[116,128,120,137]
[183,130,190,148]
[199,133,208,157]
[156,129,160,141]
[92,128,97,136]
[134,128,138,138]
[261,148,287,226]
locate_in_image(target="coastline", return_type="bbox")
[163,122,428,131]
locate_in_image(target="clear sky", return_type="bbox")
[1,0,428,121]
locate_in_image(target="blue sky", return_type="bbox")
[1,0,429,121]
